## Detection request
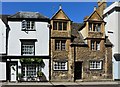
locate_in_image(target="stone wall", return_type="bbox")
[71,45,112,81]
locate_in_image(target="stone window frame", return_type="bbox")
[88,22,101,32]
[53,21,67,31]
[89,60,102,70]
[22,20,35,31]
[90,40,100,51]
[53,61,68,71]
[55,40,66,51]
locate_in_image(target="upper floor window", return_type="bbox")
[55,40,66,51]
[22,20,35,31]
[89,61,102,70]
[89,23,101,32]
[91,40,100,51]
[89,23,92,31]
[21,40,37,56]
[53,21,57,30]
[93,23,101,32]
[53,21,67,30]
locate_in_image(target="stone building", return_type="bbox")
[50,6,73,81]
[50,1,113,81]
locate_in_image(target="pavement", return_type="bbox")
[1,81,120,86]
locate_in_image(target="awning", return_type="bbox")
[114,53,120,61]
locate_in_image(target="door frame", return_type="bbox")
[74,61,83,80]
[6,61,18,82]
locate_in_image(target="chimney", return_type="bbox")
[97,0,107,17]
[98,0,106,7]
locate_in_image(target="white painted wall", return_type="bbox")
[8,21,49,56]
[0,19,6,54]
[0,62,6,80]
[42,59,49,81]
[104,2,120,80]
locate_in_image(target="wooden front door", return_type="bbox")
[75,62,82,80]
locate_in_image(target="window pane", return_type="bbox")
[91,41,95,50]
[96,41,100,50]
[97,24,101,32]
[90,61,102,70]
[89,23,92,31]
[26,21,30,29]
[55,40,60,50]
[58,22,62,30]
[22,45,34,55]
[54,62,67,70]
[61,40,66,50]
[22,64,38,78]
[53,21,57,30]
[31,21,35,30]
[22,20,27,29]
[63,22,67,30]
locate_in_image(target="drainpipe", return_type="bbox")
[74,45,76,82]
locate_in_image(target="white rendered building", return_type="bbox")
[6,12,50,82]
[104,2,120,80]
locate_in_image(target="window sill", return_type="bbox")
[90,50,100,51]
[22,29,36,31]
[53,70,68,71]
[55,50,67,52]
[89,69,102,71]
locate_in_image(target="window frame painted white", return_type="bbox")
[89,61,102,70]
[22,20,35,31]
[53,61,68,71]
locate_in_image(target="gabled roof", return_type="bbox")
[84,10,103,22]
[105,36,113,47]
[8,11,49,19]
[51,8,71,21]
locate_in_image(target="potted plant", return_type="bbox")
[37,71,43,81]
[17,73,23,82]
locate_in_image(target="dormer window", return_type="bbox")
[89,23,101,32]
[53,21,67,30]
[22,20,35,31]
[93,23,101,32]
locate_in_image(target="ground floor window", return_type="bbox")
[53,61,67,70]
[89,61,102,70]
[22,64,41,78]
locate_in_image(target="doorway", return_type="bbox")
[74,62,82,80]
[10,63,17,82]
[6,61,18,82]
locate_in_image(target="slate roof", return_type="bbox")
[8,11,49,19]
[71,23,85,45]
[105,36,113,46]
[0,15,9,25]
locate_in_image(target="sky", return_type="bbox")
[1,2,112,23]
